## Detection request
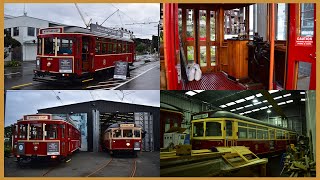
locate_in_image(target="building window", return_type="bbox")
[28,27,35,36]
[13,27,19,36]
[5,28,11,37]
[276,4,288,40]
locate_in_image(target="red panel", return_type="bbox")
[160,110,183,148]
[110,139,141,151]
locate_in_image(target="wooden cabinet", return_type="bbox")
[227,40,248,80]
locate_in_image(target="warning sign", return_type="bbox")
[295,36,313,47]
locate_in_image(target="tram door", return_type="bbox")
[225,120,235,147]
[181,8,217,73]
[81,37,93,72]
[286,3,316,90]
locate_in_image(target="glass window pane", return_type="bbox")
[296,61,311,90]
[200,46,206,67]
[45,124,57,139]
[30,123,43,140]
[199,10,206,41]
[193,122,204,137]
[226,121,232,136]
[210,11,215,41]
[276,4,288,40]
[187,46,194,62]
[123,129,133,137]
[186,9,194,39]
[205,122,222,136]
[210,46,216,66]
[239,127,247,139]
[178,8,182,35]
[300,3,314,36]
[248,129,256,139]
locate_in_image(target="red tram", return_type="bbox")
[12,114,81,164]
[191,111,297,155]
[103,123,142,157]
[34,24,135,83]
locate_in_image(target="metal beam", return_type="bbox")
[259,90,287,118]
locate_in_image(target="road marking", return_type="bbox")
[86,158,113,177]
[111,64,159,90]
[82,78,94,83]
[4,72,21,76]
[11,83,33,89]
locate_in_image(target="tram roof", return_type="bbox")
[191,110,296,132]
[39,26,134,42]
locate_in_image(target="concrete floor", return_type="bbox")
[5,151,159,177]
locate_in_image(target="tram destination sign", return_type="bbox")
[40,27,63,34]
[24,115,50,120]
[90,24,122,37]
[192,113,209,120]
[114,61,128,80]
[47,142,60,155]
[59,59,73,73]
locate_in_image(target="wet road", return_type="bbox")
[4,54,160,90]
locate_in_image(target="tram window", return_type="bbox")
[122,42,127,53]
[238,127,247,139]
[300,3,314,36]
[276,131,283,139]
[118,42,122,53]
[113,40,117,53]
[102,43,107,54]
[113,129,122,138]
[276,3,288,40]
[37,38,42,55]
[248,129,256,139]
[257,130,263,139]
[29,123,43,140]
[226,121,232,136]
[126,44,129,53]
[96,42,101,55]
[134,130,140,138]
[238,122,247,127]
[61,125,65,138]
[19,124,28,139]
[186,9,194,39]
[269,129,275,139]
[199,10,206,40]
[263,131,269,139]
[108,43,113,54]
[205,122,222,136]
[193,122,204,137]
[57,38,74,55]
[44,38,55,54]
[123,129,133,137]
[45,124,57,139]
[248,124,256,128]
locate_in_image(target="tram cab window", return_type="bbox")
[45,124,57,139]
[205,122,222,136]
[113,129,122,138]
[134,130,141,138]
[193,122,204,137]
[238,127,247,139]
[19,124,28,139]
[96,41,101,54]
[44,38,55,54]
[123,129,133,137]
[29,123,43,140]
[37,38,42,55]
[226,121,232,136]
[56,38,74,55]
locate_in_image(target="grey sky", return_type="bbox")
[4,3,160,39]
[5,90,160,127]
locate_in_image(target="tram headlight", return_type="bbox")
[47,62,51,67]
[126,143,130,146]
[34,146,38,151]
[14,145,17,149]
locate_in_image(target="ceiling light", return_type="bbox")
[245,104,253,108]
[219,105,227,108]
[260,106,268,110]
[252,99,258,103]
[226,102,236,106]
[274,96,283,100]
[230,109,236,112]
[283,93,291,97]
[278,102,286,105]
[262,100,267,103]
[235,99,246,103]
[194,90,205,93]
[239,113,244,115]
[245,111,252,114]
[236,107,244,110]
[268,105,272,108]
[253,102,262,105]
[252,109,260,112]
[185,91,197,96]
[301,98,306,101]
[256,93,263,97]
[300,91,305,95]
[286,100,293,103]
[245,95,255,100]
[267,109,271,113]
[269,90,279,94]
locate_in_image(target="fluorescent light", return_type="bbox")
[269,90,279,94]
[236,107,244,110]
[252,108,260,112]
[268,105,273,108]
[185,91,197,96]
[256,93,263,97]
[262,100,267,103]
[253,102,262,105]
[300,92,306,94]
[235,99,246,103]
[278,102,286,105]
[283,93,291,97]
[252,99,258,103]
[239,113,244,115]
[230,109,236,112]
[245,104,253,108]
[219,105,227,108]
[194,90,205,93]
[245,111,252,114]
[286,100,293,103]
[260,106,268,110]
[267,109,271,113]
[274,96,283,100]
[301,98,306,101]
[226,102,236,106]
[245,95,255,100]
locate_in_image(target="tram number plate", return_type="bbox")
[47,142,60,155]
[59,59,73,73]
[114,61,128,80]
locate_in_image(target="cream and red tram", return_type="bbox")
[103,123,143,156]
[191,111,297,155]
[12,114,81,164]
[34,24,135,83]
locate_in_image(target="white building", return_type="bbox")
[4,14,66,61]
